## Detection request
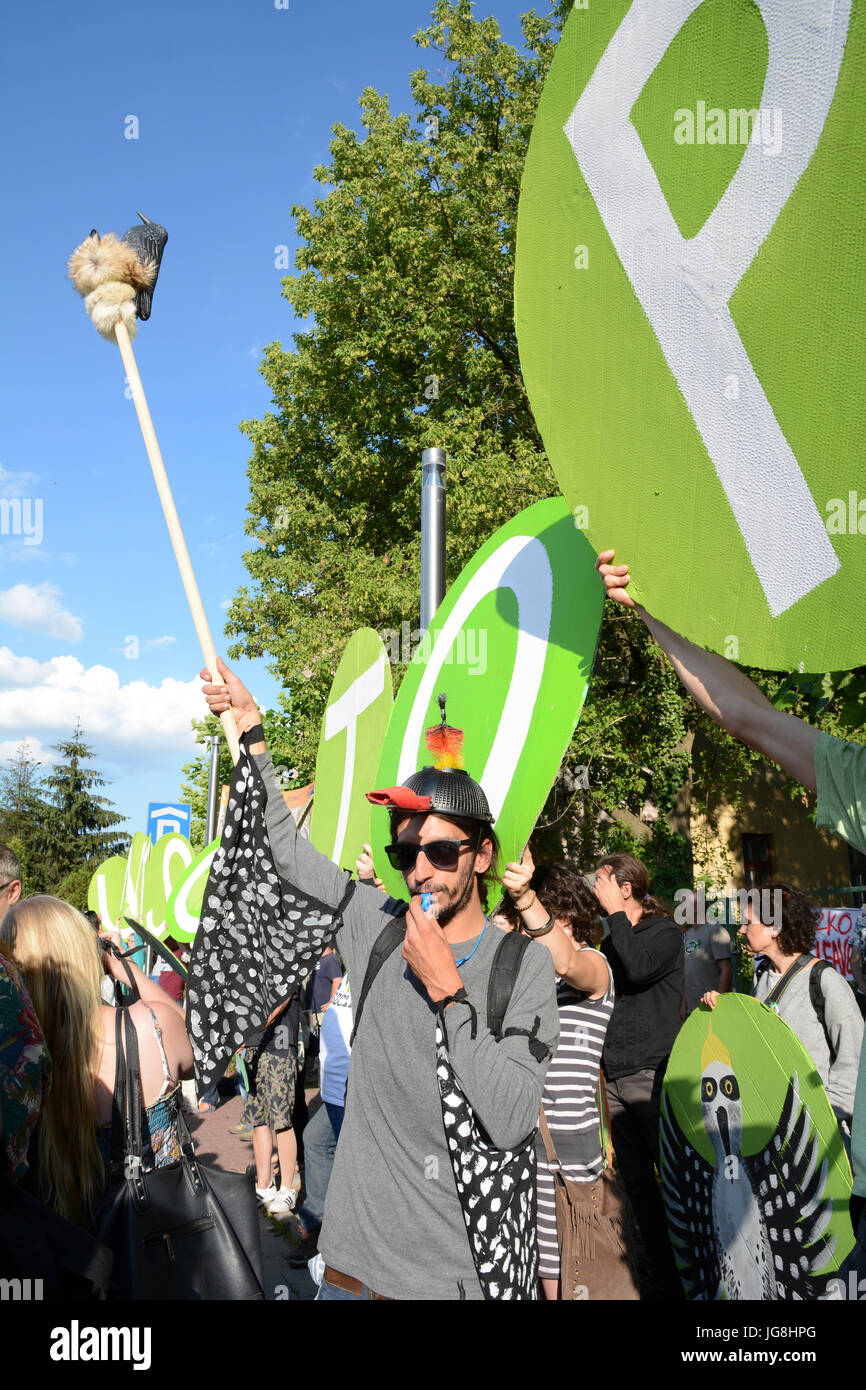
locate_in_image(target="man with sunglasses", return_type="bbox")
[0,846,23,924]
[200,659,558,1301]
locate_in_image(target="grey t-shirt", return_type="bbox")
[254,749,559,1300]
[683,923,732,1013]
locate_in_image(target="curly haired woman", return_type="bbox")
[703,881,864,1128]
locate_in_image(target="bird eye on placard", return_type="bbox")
[702,1078,717,1101]
[722,1075,740,1100]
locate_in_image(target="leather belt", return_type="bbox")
[322,1265,392,1300]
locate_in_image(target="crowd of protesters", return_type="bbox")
[1,549,865,1300]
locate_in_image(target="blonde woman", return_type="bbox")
[0,896,194,1225]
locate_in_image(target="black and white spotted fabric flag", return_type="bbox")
[435,1012,539,1300]
[186,736,351,1090]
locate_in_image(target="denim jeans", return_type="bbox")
[315,1277,369,1301]
[297,1101,343,1231]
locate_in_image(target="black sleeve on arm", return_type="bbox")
[606,912,682,985]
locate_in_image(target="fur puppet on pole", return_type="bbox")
[68,213,240,763]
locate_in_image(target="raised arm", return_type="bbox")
[595,551,819,792]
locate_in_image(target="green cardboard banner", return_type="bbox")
[371,499,603,898]
[87,855,128,931]
[660,995,854,1299]
[165,840,220,944]
[310,627,393,871]
[516,0,866,671]
[141,833,194,941]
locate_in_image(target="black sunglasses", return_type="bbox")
[385,838,476,873]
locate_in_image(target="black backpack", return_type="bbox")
[759,954,838,1063]
[350,909,543,1052]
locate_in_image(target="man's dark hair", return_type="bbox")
[387,809,501,911]
[82,909,100,931]
[0,845,22,886]
[500,863,599,943]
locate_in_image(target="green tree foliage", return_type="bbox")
[223,0,863,893]
[0,729,129,895]
[38,724,129,888]
[0,742,51,893]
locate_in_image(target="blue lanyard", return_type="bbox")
[455,917,488,969]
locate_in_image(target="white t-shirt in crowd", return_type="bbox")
[319,974,352,1107]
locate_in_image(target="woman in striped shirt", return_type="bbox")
[501,851,614,1300]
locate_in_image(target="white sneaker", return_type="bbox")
[255,1184,278,1206]
[267,1187,297,1216]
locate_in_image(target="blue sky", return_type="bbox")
[0,0,535,833]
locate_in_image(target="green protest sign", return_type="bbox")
[371,499,603,899]
[87,855,128,931]
[165,839,220,944]
[142,833,194,940]
[516,0,866,670]
[120,832,151,923]
[310,628,393,871]
[660,995,853,1298]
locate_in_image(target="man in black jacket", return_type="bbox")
[595,854,684,1299]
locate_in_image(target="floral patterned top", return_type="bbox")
[97,1004,183,1170]
[0,950,51,1182]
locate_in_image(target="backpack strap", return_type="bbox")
[486,930,530,1040]
[349,905,409,1046]
[808,959,837,1065]
[764,952,813,1009]
[486,931,551,1061]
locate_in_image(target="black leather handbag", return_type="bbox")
[93,998,264,1300]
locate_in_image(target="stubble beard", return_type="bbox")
[408,860,478,930]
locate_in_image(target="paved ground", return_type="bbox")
[186,1089,319,1301]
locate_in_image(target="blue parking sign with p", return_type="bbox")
[147,802,192,844]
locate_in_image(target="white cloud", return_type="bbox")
[144,635,176,648]
[0,735,55,767]
[0,647,204,758]
[0,462,39,498]
[0,582,83,641]
[220,598,231,610]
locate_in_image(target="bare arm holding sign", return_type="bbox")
[595,550,819,792]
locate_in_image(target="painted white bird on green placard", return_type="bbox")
[660,1023,835,1299]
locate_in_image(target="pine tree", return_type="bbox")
[0,741,53,893]
[39,722,129,887]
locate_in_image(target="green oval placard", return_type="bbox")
[310,627,392,871]
[660,994,854,1299]
[142,833,194,940]
[371,499,603,899]
[88,855,128,931]
[516,0,866,671]
[165,839,220,944]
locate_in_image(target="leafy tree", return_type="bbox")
[0,741,54,893]
[223,0,864,891]
[38,723,129,887]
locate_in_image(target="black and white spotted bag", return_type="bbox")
[186,733,354,1090]
[436,1006,539,1300]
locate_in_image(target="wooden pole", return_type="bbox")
[113,318,240,764]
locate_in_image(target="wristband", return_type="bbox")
[439,987,469,1009]
[514,892,537,913]
[244,722,265,745]
[522,913,554,938]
